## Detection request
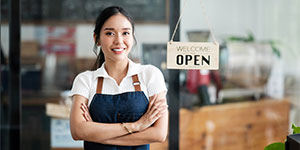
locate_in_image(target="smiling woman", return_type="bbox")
[69,6,168,150]
[97,14,134,64]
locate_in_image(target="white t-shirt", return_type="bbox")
[70,59,167,106]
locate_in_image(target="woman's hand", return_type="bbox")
[80,103,93,122]
[133,94,168,132]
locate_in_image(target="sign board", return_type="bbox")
[167,42,219,70]
[46,26,76,56]
[51,118,83,148]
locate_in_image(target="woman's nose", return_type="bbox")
[113,34,123,44]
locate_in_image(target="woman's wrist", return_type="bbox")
[128,122,140,132]
[121,122,140,134]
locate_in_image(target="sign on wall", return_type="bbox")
[46,26,76,56]
[51,118,83,148]
[167,42,219,70]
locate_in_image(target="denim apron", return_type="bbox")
[84,74,150,150]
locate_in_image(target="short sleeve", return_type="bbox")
[70,71,92,100]
[142,65,167,97]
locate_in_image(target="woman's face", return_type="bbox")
[98,14,134,63]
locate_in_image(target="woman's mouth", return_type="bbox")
[112,48,125,54]
[112,48,124,52]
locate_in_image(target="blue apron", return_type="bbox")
[84,74,150,150]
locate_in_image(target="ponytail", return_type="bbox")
[92,47,105,70]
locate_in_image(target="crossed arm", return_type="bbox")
[69,91,168,146]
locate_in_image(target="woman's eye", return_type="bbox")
[105,32,114,36]
[123,32,130,35]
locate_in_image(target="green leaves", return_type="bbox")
[264,124,300,150]
[269,40,281,58]
[264,142,285,150]
[292,124,300,134]
[227,32,255,42]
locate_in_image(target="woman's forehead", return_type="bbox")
[102,14,132,30]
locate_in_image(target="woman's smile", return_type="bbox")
[112,47,126,54]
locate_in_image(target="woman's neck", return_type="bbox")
[104,59,129,85]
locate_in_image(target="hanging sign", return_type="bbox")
[166,0,219,70]
[167,42,219,70]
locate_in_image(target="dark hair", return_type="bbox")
[92,6,136,70]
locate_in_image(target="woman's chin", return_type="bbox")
[108,55,129,63]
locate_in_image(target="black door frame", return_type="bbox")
[8,0,21,149]
[168,0,180,150]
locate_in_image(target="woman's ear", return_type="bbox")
[93,33,101,46]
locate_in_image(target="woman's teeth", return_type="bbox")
[112,48,124,52]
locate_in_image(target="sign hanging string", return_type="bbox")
[170,0,218,44]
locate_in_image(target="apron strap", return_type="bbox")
[96,77,104,94]
[97,75,141,93]
[132,74,141,91]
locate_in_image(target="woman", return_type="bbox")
[70,6,168,150]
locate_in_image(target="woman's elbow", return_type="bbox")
[72,134,81,141]
[154,131,167,143]
[71,127,82,140]
[70,123,85,141]
[159,134,167,143]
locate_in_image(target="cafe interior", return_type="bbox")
[1,0,300,150]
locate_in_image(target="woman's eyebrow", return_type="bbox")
[103,28,131,30]
[104,28,114,30]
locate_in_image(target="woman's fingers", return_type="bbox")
[147,95,166,116]
[152,98,167,109]
[80,105,85,113]
[148,106,167,125]
[82,103,88,110]
[150,94,157,101]
[86,112,92,122]
[80,103,92,122]
[83,112,89,121]
[149,99,167,114]
[136,103,168,131]
[150,105,168,118]
[134,96,168,131]
[145,104,168,125]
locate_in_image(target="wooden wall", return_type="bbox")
[151,99,290,150]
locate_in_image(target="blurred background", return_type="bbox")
[1,0,299,150]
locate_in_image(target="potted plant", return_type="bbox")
[264,124,300,150]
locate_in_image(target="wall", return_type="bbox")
[1,0,299,73]
[179,0,300,75]
[180,0,260,42]
[0,24,169,60]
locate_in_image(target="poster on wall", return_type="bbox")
[167,42,219,70]
[46,26,76,56]
[51,118,83,148]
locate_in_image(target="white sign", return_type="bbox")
[51,118,83,148]
[167,42,219,70]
